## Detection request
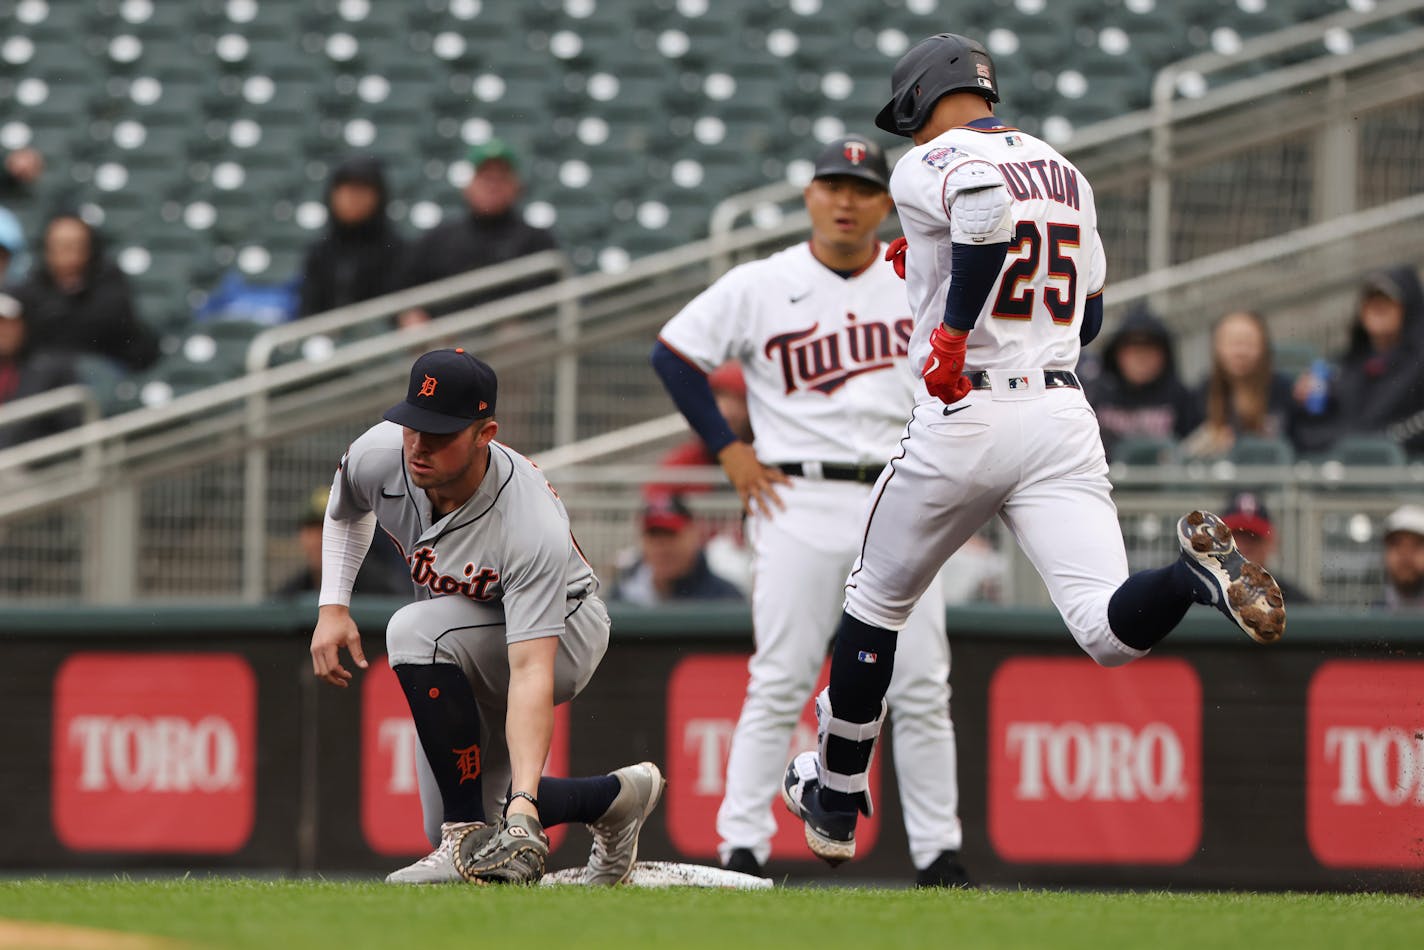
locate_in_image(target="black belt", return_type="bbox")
[964,370,1081,391]
[777,462,885,485]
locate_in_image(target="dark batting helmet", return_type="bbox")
[874,33,999,137]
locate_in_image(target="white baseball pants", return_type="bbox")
[844,370,1145,666]
[716,476,962,870]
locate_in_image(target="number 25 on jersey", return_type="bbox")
[990,221,1079,326]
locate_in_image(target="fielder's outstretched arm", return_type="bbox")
[504,635,558,820]
[310,465,378,686]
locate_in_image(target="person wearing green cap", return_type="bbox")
[397,138,559,326]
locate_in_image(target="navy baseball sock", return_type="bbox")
[527,775,622,828]
[392,663,486,824]
[1106,559,1201,651]
[820,613,897,813]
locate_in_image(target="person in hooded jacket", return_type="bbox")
[1294,265,1424,456]
[0,291,80,450]
[11,212,158,373]
[298,155,406,318]
[1085,305,1201,461]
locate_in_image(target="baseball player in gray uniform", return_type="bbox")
[652,137,967,887]
[781,34,1286,866]
[310,348,665,885]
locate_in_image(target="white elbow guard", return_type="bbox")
[946,161,1012,245]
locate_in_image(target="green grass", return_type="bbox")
[0,881,1420,949]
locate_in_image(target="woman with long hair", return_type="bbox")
[1183,309,1295,458]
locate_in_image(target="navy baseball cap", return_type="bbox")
[812,136,890,190]
[383,348,497,434]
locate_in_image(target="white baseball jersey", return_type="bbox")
[892,125,1106,373]
[840,120,1142,669]
[658,242,916,464]
[326,421,600,649]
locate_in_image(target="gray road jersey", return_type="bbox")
[330,421,599,644]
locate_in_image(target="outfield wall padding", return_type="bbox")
[2,601,1421,890]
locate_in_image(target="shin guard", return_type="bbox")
[815,687,887,817]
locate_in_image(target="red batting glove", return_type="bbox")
[921,325,972,404]
[884,236,908,280]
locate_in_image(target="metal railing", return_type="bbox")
[711,2,1424,296]
[0,9,1421,603]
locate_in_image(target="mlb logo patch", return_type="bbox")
[921,146,959,169]
[1004,135,1023,148]
[857,651,878,664]
[1008,376,1029,390]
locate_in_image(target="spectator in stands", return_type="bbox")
[0,147,43,196]
[1378,503,1424,612]
[275,486,411,598]
[0,291,81,450]
[1219,490,1311,605]
[1086,305,1200,461]
[12,213,159,372]
[1294,266,1424,455]
[609,493,745,606]
[1181,310,1297,459]
[396,139,559,327]
[0,207,28,285]
[298,155,406,318]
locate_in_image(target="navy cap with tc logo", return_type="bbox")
[812,135,890,190]
[383,348,497,434]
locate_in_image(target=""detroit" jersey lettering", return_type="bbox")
[327,422,598,645]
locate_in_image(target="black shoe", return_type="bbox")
[724,847,765,878]
[781,752,858,866]
[915,851,972,889]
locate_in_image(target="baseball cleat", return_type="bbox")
[585,761,666,885]
[386,820,492,884]
[915,850,973,889]
[723,847,766,879]
[1176,510,1286,644]
[781,751,857,867]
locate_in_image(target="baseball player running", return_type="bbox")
[309,348,664,885]
[781,34,1286,865]
[652,137,968,887]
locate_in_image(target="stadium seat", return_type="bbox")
[1271,340,1321,376]
[1324,435,1408,468]
[1112,436,1179,466]
[1229,436,1297,467]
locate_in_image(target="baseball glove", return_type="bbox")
[456,813,549,885]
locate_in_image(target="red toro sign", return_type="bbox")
[1307,660,1424,868]
[664,654,881,861]
[52,653,256,853]
[988,656,1201,864]
[361,659,569,856]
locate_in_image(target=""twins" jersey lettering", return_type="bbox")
[658,242,918,465]
[764,316,914,395]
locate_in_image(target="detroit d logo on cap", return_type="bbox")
[418,375,438,397]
